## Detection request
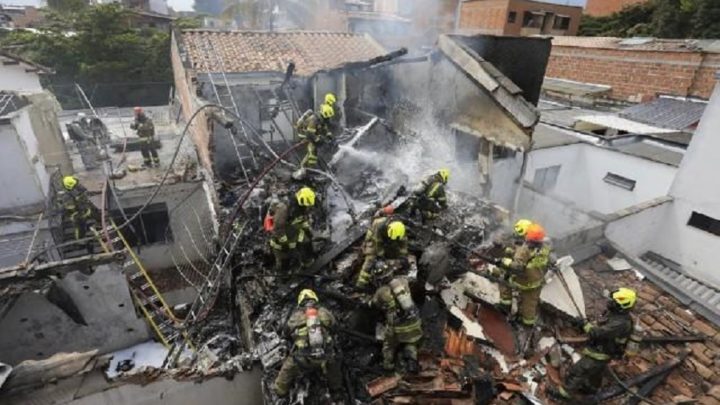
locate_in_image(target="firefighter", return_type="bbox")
[296,103,334,171]
[410,169,449,222]
[130,107,159,168]
[58,175,99,242]
[274,289,344,403]
[489,219,533,314]
[500,223,551,327]
[550,288,638,401]
[356,217,409,289]
[323,92,342,136]
[267,187,316,272]
[371,276,423,373]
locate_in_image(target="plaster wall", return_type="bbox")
[0,63,42,93]
[525,143,677,215]
[0,117,45,213]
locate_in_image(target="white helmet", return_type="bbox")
[77,112,87,119]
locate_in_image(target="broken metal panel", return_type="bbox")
[540,257,586,319]
[437,35,539,136]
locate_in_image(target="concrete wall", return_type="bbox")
[0,265,149,365]
[0,61,42,93]
[652,81,720,287]
[546,45,720,101]
[112,181,214,272]
[25,92,74,175]
[0,110,48,214]
[585,0,647,17]
[524,143,677,215]
[605,198,672,257]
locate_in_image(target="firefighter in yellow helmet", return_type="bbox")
[273,289,345,402]
[550,288,638,401]
[266,187,317,272]
[489,219,533,314]
[295,103,334,174]
[57,175,100,245]
[410,169,449,223]
[371,276,423,373]
[356,218,409,289]
[500,223,551,327]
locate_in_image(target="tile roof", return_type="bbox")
[181,30,387,76]
[551,36,720,53]
[620,97,707,131]
[575,257,720,404]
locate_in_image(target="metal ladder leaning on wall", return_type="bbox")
[198,35,258,184]
[93,223,195,350]
[165,221,246,366]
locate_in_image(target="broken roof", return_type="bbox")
[0,50,53,74]
[180,30,387,76]
[620,97,707,131]
[551,36,720,53]
[439,34,540,144]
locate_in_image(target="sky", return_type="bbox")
[1,0,588,14]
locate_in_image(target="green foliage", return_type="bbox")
[579,0,720,39]
[0,4,171,84]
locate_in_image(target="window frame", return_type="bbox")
[533,165,561,192]
[603,172,636,191]
[687,212,720,237]
[507,11,517,24]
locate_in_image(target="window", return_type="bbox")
[553,15,571,30]
[110,203,172,247]
[454,129,481,163]
[493,144,516,160]
[507,11,517,23]
[603,172,636,191]
[533,165,561,192]
[688,212,720,237]
[522,11,544,28]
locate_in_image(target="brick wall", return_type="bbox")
[458,0,509,35]
[458,0,582,36]
[546,45,720,101]
[585,0,647,17]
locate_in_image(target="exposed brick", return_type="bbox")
[698,396,719,405]
[673,307,696,324]
[692,320,718,338]
[689,358,716,381]
[708,385,720,401]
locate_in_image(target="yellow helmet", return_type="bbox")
[611,287,637,310]
[319,103,335,119]
[513,219,532,237]
[63,175,78,190]
[387,220,406,241]
[324,92,337,105]
[298,289,318,305]
[296,187,316,207]
[438,168,450,184]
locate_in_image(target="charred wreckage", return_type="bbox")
[1,34,702,405]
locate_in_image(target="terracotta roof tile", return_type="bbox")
[181,30,387,76]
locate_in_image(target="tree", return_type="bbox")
[0,4,172,107]
[691,0,720,38]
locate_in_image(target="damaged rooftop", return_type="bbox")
[0,18,719,405]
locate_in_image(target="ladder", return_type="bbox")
[102,222,194,350]
[165,221,246,365]
[199,36,257,183]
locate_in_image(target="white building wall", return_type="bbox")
[0,63,43,93]
[648,81,720,288]
[524,143,677,215]
[0,121,45,211]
